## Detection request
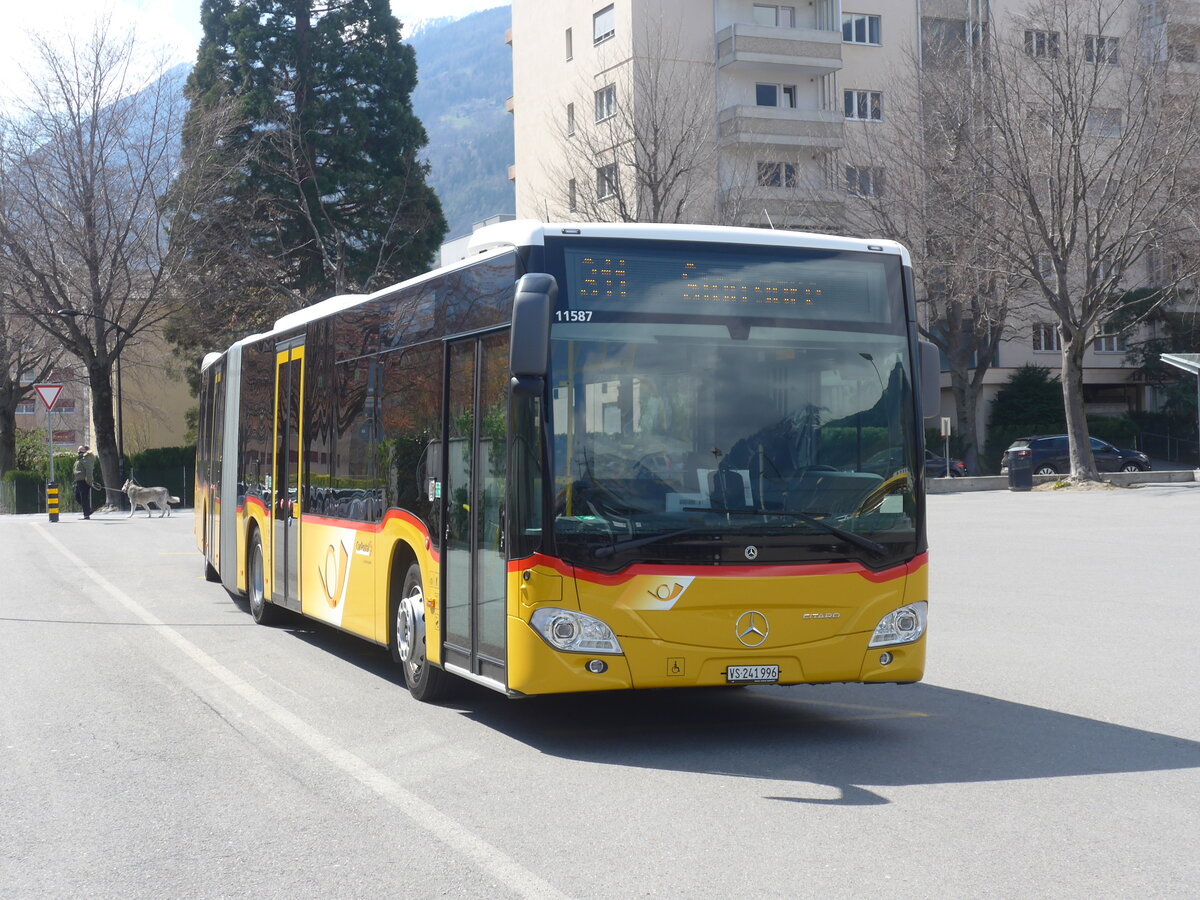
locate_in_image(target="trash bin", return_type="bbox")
[1007,450,1033,492]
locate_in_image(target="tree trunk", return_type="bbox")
[0,409,16,478]
[1061,337,1098,481]
[945,352,984,480]
[948,361,981,474]
[86,362,123,508]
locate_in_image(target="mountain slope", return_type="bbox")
[407,6,514,240]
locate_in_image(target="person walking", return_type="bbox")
[73,445,97,520]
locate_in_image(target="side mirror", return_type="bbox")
[919,340,940,420]
[510,273,557,397]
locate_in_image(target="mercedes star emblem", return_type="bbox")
[735,610,769,647]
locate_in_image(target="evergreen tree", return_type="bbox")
[169,0,446,357]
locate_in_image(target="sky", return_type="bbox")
[0,0,508,109]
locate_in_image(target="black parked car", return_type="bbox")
[1000,435,1150,476]
[925,449,967,477]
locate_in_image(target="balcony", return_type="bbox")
[717,105,844,150]
[721,186,845,232]
[716,24,842,75]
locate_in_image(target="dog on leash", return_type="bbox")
[122,479,180,518]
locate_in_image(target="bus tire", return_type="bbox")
[247,528,282,626]
[391,562,453,702]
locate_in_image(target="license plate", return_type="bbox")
[726,664,779,684]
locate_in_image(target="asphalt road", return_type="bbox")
[2,485,1198,898]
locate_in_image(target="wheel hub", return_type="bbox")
[397,590,423,672]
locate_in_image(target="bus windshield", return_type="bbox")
[546,238,918,571]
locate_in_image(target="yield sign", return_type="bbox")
[34,384,64,411]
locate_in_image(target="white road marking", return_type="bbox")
[35,523,568,900]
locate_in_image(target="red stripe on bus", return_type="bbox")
[244,495,269,517]
[298,508,439,561]
[509,552,922,584]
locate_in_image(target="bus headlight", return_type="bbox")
[868,601,927,648]
[530,608,623,655]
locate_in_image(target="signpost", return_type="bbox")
[940,417,952,478]
[35,384,64,522]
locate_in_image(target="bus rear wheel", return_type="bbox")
[247,529,281,626]
[392,562,452,702]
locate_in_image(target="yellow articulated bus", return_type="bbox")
[195,221,939,701]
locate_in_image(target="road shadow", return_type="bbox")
[242,605,1200,806]
[455,682,1199,805]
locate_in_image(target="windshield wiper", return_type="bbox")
[591,526,709,559]
[683,507,887,558]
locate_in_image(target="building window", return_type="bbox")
[846,165,884,197]
[568,178,578,212]
[596,163,618,200]
[923,17,973,63]
[57,398,76,413]
[1095,255,1118,284]
[755,83,796,108]
[17,401,36,414]
[1038,253,1055,280]
[594,84,616,122]
[566,27,573,60]
[757,161,799,187]
[1172,41,1197,63]
[1086,108,1122,138]
[1032,322,1061,353]
[567,102,575,135]
[1146,245,1174,286]
[1086,35,1119,65]
[843,13,881,45]
[1094,321,1127,353]
[1024,29,1060,59]
[844,89,883,121]
[753,4,795,27]
[593,4,615,45]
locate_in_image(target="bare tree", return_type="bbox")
[841,14,1021,473]
[0,21,194,506]
[547,23,719,223]
[0,295,62,477]
[970,0,1200,480]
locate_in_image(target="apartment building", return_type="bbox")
[508,0,1200,445]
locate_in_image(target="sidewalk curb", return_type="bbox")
[928,469,1200,493]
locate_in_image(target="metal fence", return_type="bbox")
[1138,431,1200,466]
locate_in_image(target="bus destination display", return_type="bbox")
[561,245,895,323]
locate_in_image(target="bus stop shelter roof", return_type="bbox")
[1161,353,1200,375]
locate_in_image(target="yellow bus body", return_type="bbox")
[228,495,927,695]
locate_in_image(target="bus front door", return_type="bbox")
[272,340,304,612]
[443,333,509,687]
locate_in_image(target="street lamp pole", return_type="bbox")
[55,309,128,505]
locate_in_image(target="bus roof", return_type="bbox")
[232,221,911,349]
[466,219,912,267]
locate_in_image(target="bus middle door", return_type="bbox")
[272,339,305,611]
[442,333,509,687]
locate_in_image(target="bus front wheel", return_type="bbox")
[392,562,452,702]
